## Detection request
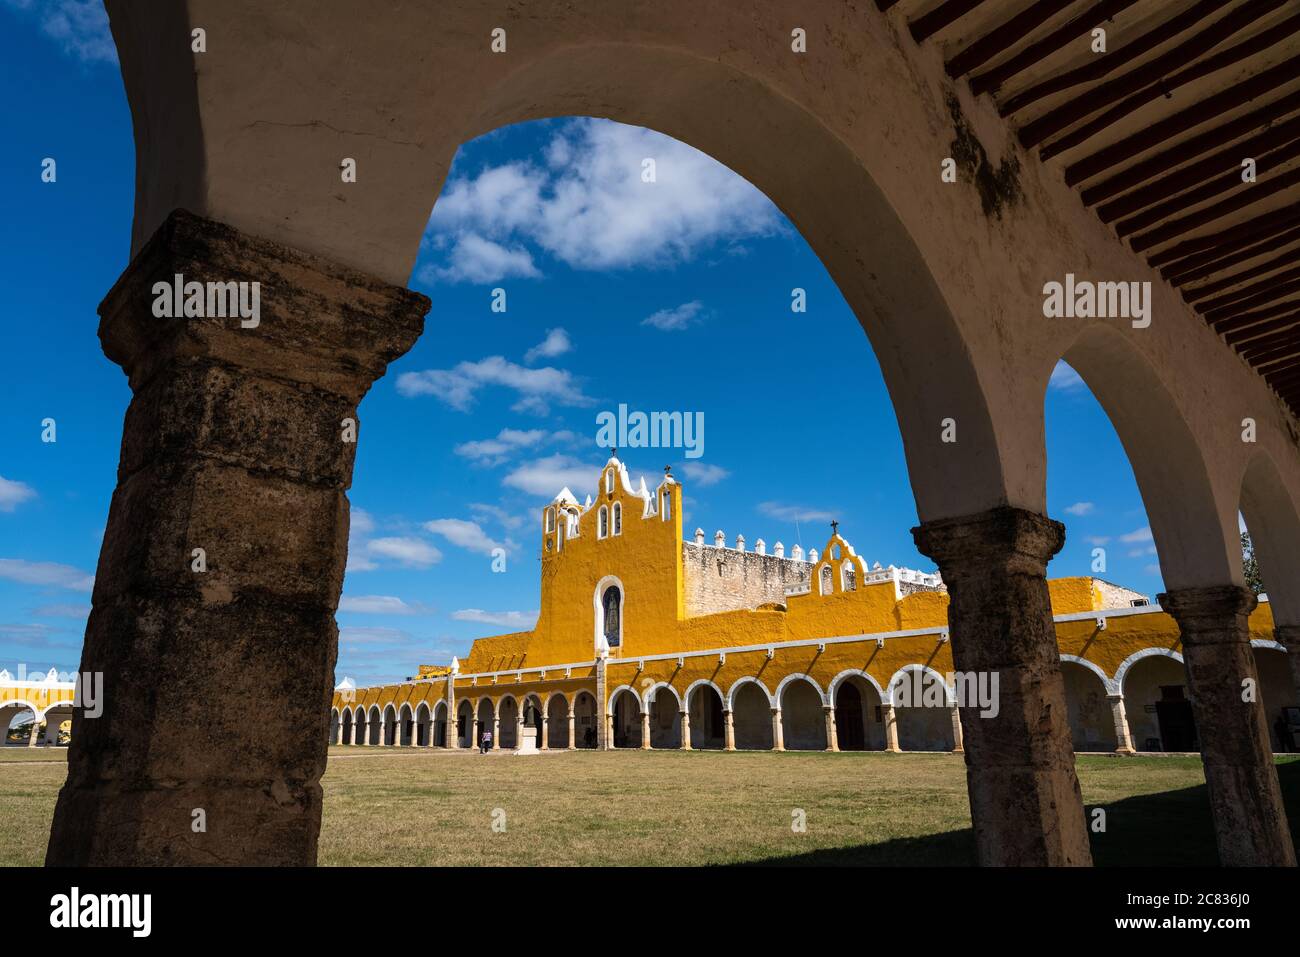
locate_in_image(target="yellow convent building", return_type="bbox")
[330,457,1299,756]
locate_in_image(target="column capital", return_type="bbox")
[1157,585,1257,646]
[912,506,1064,577]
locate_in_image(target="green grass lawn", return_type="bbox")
[3,748,1298,866]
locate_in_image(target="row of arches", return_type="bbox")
[330,644,1297,756]
[1,699,77,748]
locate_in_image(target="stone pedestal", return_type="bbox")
[1160,586,1296,866]
[515,727,539,755]
[914,506,1091,867]
[45,211,427,866]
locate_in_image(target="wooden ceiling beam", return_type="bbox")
[1098,117,1300,223]
[947,0,1077,80]
[1026,0,1292,151]
[1128,164,1300,251]
[1064,54,1300,185]
[1148,203,1300,268]
[911,0,989,43]
[999,0,1235,117]
[1164,225,1300,285]
[1185,247,1300,303]
[1198,271,1300,316]
[970,0,1138,96]
[1223,311,1300,347]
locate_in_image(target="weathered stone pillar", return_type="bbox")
[771,708,784,752]
[514,715,523,750]
[27,722,40,748]
[493,716,501,748]
[882,704,901,753]
[567,711,576,750]
[471,718,480,749]
[1276,625,1300,705]
[640,710,651,750]
[595,658,609,750]
[824,706,839,752]
[333,722,343,746]
[377,717,388,747]
[1159,586,1296,866]
[913,506,1091,867]
[724,710,736,751]
[950,705,964,754]
[605,712,614,749]
[1107,694,1135,754]
[46,210,427,866]
[680,711,692,750]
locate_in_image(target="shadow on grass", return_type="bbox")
[742,758,1300,866]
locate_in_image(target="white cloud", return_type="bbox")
[421,118,781,281]
[417,234,539,284]
[338,595,431,616]
[452,608,539,629]
[423,518,510,556]
[30,603,90,618]
[0,559,94,592]
[502,454,602,498]
[454,428,548,466]
[1063,502,1095,516]
[1084,535,1110,546]
[469,503,527,531]
[0,476,36,512]
[1048,362,1086,392]
[396,356,591,415]
[4,0,117,64]
[1120,526,1153,543]
[679,462,729,487]
[642,301,705,332]
[757,502,836,523]
[524,328,573,364]
[365,537,442,567]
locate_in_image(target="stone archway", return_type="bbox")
[546,694,569,750]
[831,673,885,752]
[1121,652,1192,753]
[609,688,642,749]
[730,681,773,751]
[645,685,682,750]
[1060,661,1117,754]
[778,677,826,752]
[687,682,725,750]
[573,691,598,750]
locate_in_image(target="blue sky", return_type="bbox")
[0,2,1169,687]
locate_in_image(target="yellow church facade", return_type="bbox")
[330,457,1299,757]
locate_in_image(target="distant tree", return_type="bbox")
[1241,531,1264,595]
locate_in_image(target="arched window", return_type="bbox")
[606,469,614,494]
[612,502,622,535]
[602,586,622,647]
[820,565,833,595]
[598,506,609,538]
[545,508,555,533]
[842,562,856,591]
[662,490,672,520]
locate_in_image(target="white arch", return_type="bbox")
[398,702,414,721]
[1251,639,1287,653]
[685,678,725,708]
[1114,647,1185,693]
[382,703,397,718]
[433,700,448,720]
[351,705,366,723]
[497,694,519,714]
[1059,654,1119,696]
[774,673,827,707]
[725,676,774,710]
[606,684,641,715]
[593,574,626,653]
[367,705,382,722]
[827,668,886,702]
[643,682,682,709]
[0,698,41,719]
[885,664,955,706]
[415,701,431,720]
[544,690,570,712]
[329,706,340,719]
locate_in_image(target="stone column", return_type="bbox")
[493,716,501,749]
[333,722,343,746]
[377,718,388,747]
[771,708,784,752]
[46,210,428,865]
[595,658,609,750]
[640,710,651,750]
[882,704,901,753]
[1159,586,1296,866]
[514,715,523,751]
[913,507,1091,867]
[540,715,549,751]
[567,711,576,750]
[1277,625,1300,705]
[471,718,480,750]
[680,711,692,750]
[724,710,736,751]
[950,706,964,754]
[824,706,839,752]
[1107,694,1135,754]
[27,722,40,748]
[605,712,614,749]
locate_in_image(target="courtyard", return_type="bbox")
[4,748,1298,867]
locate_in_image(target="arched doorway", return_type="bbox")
[833,674,884,751]
[415,703,431,747]
[610,688,641,749]
[646,686,681,749]
[340,708,353,746]
[731,681,773,750]
[522,694,544,748]
[573,691,598,749]
[1,702,39,748]
[779,677,826,751]
[498,696,520,749]
[1122,652,1194,752]
[1060,661,1116,752]
[382,705,398,746]
[398,705,414,746]
[457,700,474,748]
[890,668,955,752]
[546,694,569,749]
[1252,646,1298,752]
[688,683,725,750]
[475,699,495,750]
